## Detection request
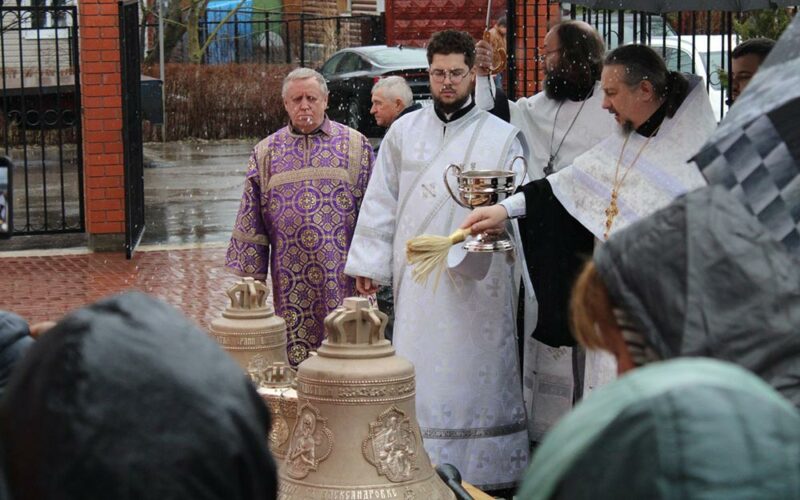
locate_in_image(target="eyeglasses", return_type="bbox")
[429,68,470,83]
[535,48,561,63]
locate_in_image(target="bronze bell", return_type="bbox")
[256,361,299,461]
[277,297,455,499]
[210,277,289,370]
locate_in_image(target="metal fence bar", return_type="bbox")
[0,5,83,235]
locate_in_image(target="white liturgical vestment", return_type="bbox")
[345,104,531,491]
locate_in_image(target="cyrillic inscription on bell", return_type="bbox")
[210,277,289,370]
[277,297,455,500]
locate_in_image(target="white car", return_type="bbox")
[649,35,740,121]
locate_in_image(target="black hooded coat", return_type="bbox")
[0,292,277,500]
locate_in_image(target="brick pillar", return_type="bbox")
[512,0,560,99]
[78,0,126,250]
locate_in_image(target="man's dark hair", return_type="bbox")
[544,20,605,100]
[605,43,689,118]
[496,14,507,27]
[732,37,775,62]
[427,30,476,68]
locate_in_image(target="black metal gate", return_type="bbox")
[119,0,144,258]
[0,2,84,235]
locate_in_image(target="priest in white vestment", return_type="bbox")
[462,43,718,422]
[474,20,617,443]
[345,30,530,493]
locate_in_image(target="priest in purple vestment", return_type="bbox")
[226,68,375,366]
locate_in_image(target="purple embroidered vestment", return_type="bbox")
[226,119,374,365]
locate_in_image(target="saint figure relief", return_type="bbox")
[364,407,419,482]
[285,404,333,479]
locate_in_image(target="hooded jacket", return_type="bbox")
[519,358,800,500]
[594,186,800,406]
[0,292,277,500]
[0,311,34,399]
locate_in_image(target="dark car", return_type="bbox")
[320,45,431,137]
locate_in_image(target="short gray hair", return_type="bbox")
[371,76,413,107]
[282,68,328,98]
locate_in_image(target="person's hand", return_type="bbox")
[356,276,380,295]
[30,320,57,339]
[460,205,508,234]
[475,40,493,77]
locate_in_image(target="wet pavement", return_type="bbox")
[0,140,255,327]
[0,244,238,329]
[141,139,252,246]
[0,137,381,328]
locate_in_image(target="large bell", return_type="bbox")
[210,277,289,370]
[278,297,455,500]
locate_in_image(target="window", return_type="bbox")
[22,0,74,39]
[321,53,346,76]
[336,53,367,74]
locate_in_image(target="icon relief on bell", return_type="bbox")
[285,403,334,479]
[269,415,290,449]
[363,407,419,482]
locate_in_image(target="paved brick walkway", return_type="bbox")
[0,244,245,331]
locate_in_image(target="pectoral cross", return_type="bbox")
[544,155,555,176]
[603,190,620,240]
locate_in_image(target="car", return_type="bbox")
[649,35,740,121]
[320,45,431,137]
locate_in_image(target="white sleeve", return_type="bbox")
[474,75,497,111]
[344,128,400,285]
[500,192,526,218]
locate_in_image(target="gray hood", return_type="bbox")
[595,186,800,406]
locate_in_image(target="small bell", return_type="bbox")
[256,361,299,461]
[210,277,289,370]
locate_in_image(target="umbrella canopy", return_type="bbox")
[693,14,800,254]
[572,0,795,13]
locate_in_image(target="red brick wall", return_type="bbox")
[78,0,125,235]
[513,0,560,98]
[385,0,506,48]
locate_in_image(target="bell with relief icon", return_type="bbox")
[277,297,455,500]
[255,361,298,461]
[210,277,289,371]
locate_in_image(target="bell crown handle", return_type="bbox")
[443,163,472,210]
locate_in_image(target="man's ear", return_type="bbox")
[639,79,656,101]
[394,98,405,111]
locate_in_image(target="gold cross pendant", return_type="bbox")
[603,190,619,240]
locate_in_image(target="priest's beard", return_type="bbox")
[543,65,595,102]
[433,89,470,115]
[621,120,635,134]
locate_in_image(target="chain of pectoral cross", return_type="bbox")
[544,88,592,176]
[603,126,660,240]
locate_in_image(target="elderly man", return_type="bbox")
[226,67,374,366]
[370,76,421,128]
[463,43,717,427]
[369,76,421,342]
[345,30,530,495]
[731,37,775,103]
[473,20,617,442]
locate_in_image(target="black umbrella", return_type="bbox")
[693,14,800,254]
[572,0,795,13]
